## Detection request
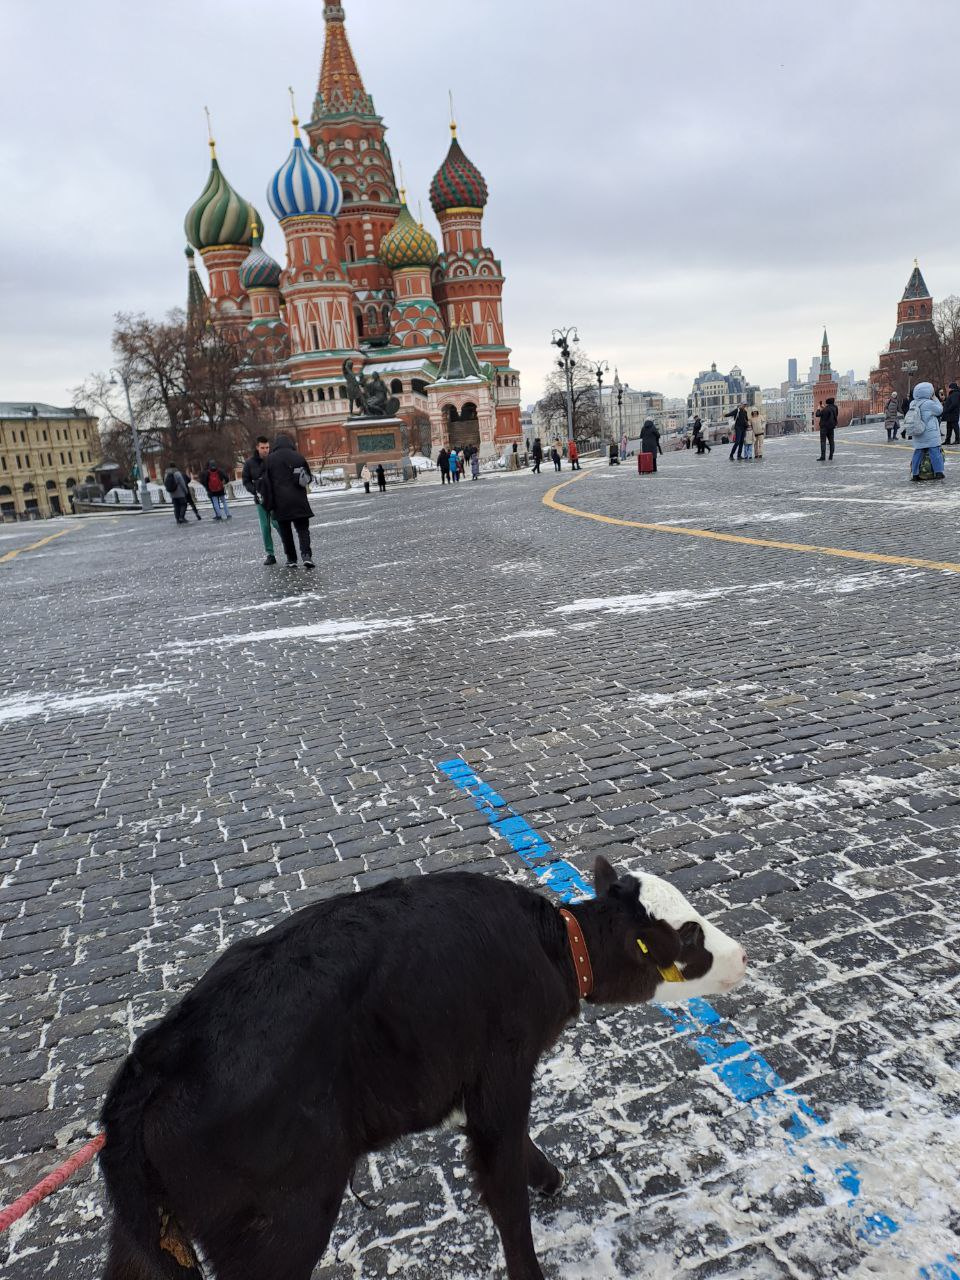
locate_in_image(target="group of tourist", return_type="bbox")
[162,460,232,523]
[436,446,480,483]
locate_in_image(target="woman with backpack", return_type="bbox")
[904,382,945,481]
[261,434,315,568]
[199,460,232,520]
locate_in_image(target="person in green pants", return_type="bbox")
[241,436,279,564]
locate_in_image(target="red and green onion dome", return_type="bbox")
[378,202,438,270]
[184,148,261,250]
[239,229,282,290]
[429,132,488,215]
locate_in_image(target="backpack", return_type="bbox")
[918,449,934,480]
[902,404,922,437]
[164,472,178,494]
[207,469,224,494]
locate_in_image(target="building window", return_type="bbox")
[390,379,403,394]
[60,452,65,464]
[309,322,321,349]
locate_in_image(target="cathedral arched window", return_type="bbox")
[317,387,325,401]
[390,379,403,394]
[381,305,390,328]
[411,379,427,395]
[366,305,378,326]
[355,310,365,337]
[345,241,357,262]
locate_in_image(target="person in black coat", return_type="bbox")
[942,382,960,446]
[375,463,386,493]
[639,419,663,472]
[531,438,543,474]
[261,434,314,569]
[436,447,450,484]
[726,405,749,460]
[815,397,839,461]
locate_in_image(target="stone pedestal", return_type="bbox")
[344,417,405,477]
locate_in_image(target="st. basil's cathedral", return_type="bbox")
[182,2,521,469]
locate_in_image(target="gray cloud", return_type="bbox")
[4,0,958,409]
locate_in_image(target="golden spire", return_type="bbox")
[288,85,300,137]
[204,105,216,157]
[397,160,406,204]
[448,89,457,137]
[250,219,261,241]
[417,198,424,227]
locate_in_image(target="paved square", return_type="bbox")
[2,429,959,1278]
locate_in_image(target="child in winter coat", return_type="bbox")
[742,420,755,461]
[905,382,944,480]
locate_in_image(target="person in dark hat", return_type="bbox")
[261,434,315,569]
[941,382,960,446]
[815,397,839,461]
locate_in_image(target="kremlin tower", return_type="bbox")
[182,2,521,467]
[870,263,937,409]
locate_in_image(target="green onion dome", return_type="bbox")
[239,228,282,290]
[184,145,261,250]
[378,202,438,270]
[429,129,488,215]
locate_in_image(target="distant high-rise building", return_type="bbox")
[787,357,798,385]
[807,355,821,384]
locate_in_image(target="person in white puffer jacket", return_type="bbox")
[905,381,944,481]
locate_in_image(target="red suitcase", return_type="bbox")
[638,451,654,474]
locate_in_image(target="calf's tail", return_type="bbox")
[99,1054,203,1280]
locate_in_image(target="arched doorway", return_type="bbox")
[445,402,480,451]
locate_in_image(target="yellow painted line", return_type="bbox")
[0,524,79,564]
[542,473,960,575]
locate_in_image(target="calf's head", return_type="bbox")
[584,856,747,1006]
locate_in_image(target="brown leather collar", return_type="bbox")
[559,908,594,999]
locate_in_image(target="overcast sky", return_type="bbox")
[3,0,958,411]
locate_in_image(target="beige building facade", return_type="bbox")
[0,403,100,520]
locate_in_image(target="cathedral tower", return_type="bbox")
[305,3,400,344]
[268,116,359,366]
[184,139,259,333]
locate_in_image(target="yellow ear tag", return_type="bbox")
[637,939,685,982]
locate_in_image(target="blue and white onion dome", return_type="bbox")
[267,118,343,221]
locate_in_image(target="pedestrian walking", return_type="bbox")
[449,450,460,483]
[437,448,450,484]
[639,419,662,472]
[163,464,191,525]
[941,382,960,446]
[726,404,749,460]
[360,464,372,494]
[750,410,765,460]
[567,439,580,470]
[242,436,279,564]
[510,441,520,470]
[692,417,712,454]
[261,433,315,568]
[531,438,543,473]
[815,397,839,461]
[550,445,562,472]
[470,452,480,480]
[375,463,386,493]
[181,471,202,521]
[883,392,901,442]
[904,382,945,481]
[199,460,232,519]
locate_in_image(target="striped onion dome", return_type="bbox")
[239,229,282,290]
[378,202,438,270]
[267,135,342,221]
[184,151,261,250]
[429,132,488,215]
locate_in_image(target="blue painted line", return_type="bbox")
[437,755,953,1278]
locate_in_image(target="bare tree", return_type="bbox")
[535,352,602,446]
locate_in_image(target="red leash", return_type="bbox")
[0,1133,105,1233]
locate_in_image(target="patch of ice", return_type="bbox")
[0,683,169,726]
[486,628,558,642]
[162,616,426,652]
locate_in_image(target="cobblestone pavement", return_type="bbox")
[2,428,960,1279]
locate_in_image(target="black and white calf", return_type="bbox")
[99,856,747,1280]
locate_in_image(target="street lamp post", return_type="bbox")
[551,326,579,453]
[588,359,609,447]
[109,368,151,511]
[616,381,624,456]
[901,359,918,405]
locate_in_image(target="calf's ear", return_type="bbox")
[594,855,618,897]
